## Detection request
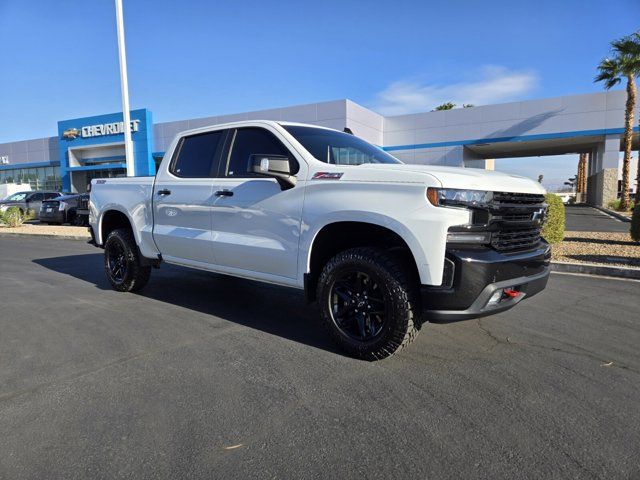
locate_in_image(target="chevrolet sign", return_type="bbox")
[62,120,141,140]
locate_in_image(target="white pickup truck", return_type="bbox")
[89,121,550,359]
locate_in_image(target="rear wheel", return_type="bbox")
[104,228,151,292]
[316,247,421,360]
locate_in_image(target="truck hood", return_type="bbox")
[344,164,546,194]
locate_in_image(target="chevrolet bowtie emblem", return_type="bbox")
[532,208,545,225]
[62,128,81,139]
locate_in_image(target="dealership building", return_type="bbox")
[0,90,637,205]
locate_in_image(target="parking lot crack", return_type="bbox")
[507,339,640,376]
[476,319,511,351]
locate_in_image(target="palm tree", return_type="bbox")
[612,32,640,208]
[595,38,638,211]
[433,102,456,111]
[576,153,587,201]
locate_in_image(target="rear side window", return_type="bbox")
[44,193,59,199]
[29,193,43,201]
[171,130,225,178]
[226,128,298,177]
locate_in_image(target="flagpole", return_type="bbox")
[114,0,134,176]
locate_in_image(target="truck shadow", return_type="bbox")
[33,253,341,355]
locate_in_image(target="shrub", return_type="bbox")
[608,198,635,211]
[24,208,37,221]
[0,206,26,228]
[542,193,565,244]
[631,204,640,242]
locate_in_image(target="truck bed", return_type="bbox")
[90,176,158,258]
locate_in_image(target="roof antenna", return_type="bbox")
[343,127,353,135]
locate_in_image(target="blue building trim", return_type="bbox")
[382,126,640,152]
[67,163,127,172]
[82,155,125,164]
[0,161,60,171]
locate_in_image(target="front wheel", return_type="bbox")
[104,228,151,292]
[316,247,421,360]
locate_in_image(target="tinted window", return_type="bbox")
[44,192,59,199]
[171,130,225,178]
[226,128,297,177]
[28,193,43,201]
[283,125,401,165]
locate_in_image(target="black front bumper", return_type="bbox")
[422,242,551,322]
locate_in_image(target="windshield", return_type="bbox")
[283,126,402,165]
[3,192,28,202]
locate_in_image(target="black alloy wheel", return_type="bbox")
[316,247,421,360]
[103,228,151,292]
[329,270,388,342]
[106,237,128,284]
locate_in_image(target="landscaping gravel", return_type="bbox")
[0,222,90,238]
[552,231,640,268]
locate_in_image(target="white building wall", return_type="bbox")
[153,100,350,153]
[383,90,638,166]
[0,136,59,165]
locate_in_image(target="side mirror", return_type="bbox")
[249,154,296,189]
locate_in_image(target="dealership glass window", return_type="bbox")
[0,166,62,191]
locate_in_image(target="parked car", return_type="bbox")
[39,193,90,225]
[0,183,31,200]
[555,193,575,204]
[0,190,61,216]
[90,121,550,360]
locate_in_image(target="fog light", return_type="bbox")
[487,287,521,306]
[487,290,503,306]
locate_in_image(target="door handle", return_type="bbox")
[215,190,234,197]
[157,189,171,196]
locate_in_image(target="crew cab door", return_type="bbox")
[152,129,227,265]
[210,127,305,279]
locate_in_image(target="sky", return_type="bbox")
[1,0,639,188]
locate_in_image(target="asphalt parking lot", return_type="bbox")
[564,205,630,232]
[1,235,639,479]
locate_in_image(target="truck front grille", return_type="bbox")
[491,227,543,252]
[493,192,546,205]
[489,192,546,253]
[449,192,547,254]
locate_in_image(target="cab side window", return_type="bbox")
[28,193,43,202]
[226,128,298,178]
[170,130,226,178]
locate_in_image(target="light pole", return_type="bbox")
[114,0,135,176]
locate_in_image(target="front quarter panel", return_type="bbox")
[299,179,470,286]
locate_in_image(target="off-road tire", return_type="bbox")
[104,228,151,292]
[316,247,421,360]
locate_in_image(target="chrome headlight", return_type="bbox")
[427,188,493,208]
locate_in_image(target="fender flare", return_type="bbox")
[300,211,431,285]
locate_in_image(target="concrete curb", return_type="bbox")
[594,206,632,223]
[551,261,640,280]
[0,232,90,241]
